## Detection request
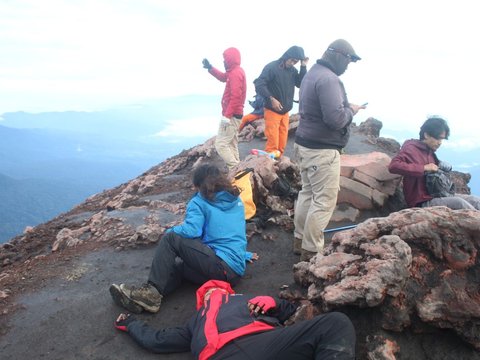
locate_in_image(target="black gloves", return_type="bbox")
[202,58,212,70]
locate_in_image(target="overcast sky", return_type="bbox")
[1,0,479,152]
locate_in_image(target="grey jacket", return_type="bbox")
[295,61,353,150]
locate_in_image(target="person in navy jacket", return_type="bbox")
[110,165,258,314]
[114,280,356,360]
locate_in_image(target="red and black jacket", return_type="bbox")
[125,280,297,359]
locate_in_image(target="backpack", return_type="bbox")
[248,94,265,116]
[425,170,455,198]
[233,168,256,220]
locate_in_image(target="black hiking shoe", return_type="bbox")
[112,283,163,313]
[109,284,144,314]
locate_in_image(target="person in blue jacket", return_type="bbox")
[110,164,258,314]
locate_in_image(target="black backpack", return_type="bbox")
[425,169,455,198]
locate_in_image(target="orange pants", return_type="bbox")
[264,108,289,155]
[239,113,263,131]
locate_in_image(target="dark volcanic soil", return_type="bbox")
[0,225,298,359]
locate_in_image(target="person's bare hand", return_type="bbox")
[116,313,129,322]
[349,103,367,115]
[270,97,283,112]
[424,163,439,172]
[301,57,309,66]
[247,253,259,263]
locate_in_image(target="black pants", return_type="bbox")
[211,312,356,360]
[147,232,240,296]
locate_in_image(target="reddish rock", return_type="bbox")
[294,207,480,349]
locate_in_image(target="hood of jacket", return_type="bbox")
[404,139,434,153]
[195,280,235,310]
[202,191,240,211]
[280,46,305,61]
[223,47,241,71]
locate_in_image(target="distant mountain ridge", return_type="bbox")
[0,95,221,243]
[0,172,88,242]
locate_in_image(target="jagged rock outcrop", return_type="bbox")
[293,206,480,350]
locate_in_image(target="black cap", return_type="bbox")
[327,39,361,62]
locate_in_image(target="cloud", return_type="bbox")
[152,117,218,139]
[1,0,480,147]
[457,162,480,169]
[442,138,480,152]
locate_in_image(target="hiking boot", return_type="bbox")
[300,249,317,262]
[109,284,144,314]
[293,237,302,255]
[119,283,163,313]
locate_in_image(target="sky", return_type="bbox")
[1,0,480,154]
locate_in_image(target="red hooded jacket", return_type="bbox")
[388,139,439,207]
[208,47,246,118]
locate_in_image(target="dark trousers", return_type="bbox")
[147,232,240,296]
[211,312,356,360]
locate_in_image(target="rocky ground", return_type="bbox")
[1,118,479,360]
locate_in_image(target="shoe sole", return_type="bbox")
[118,284,161,313]
[109,284,144,314]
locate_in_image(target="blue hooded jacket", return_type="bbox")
[168,191,251,276]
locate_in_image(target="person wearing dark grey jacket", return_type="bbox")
[294,39,366,261]
[254,46,308,158]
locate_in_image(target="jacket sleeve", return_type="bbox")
[224,68,245,118]
[209,67,228,82]
[170,198,205,238]
[254,64,274,99]
[317,76,353,130]
[295,65,307,87]
[388,145,425,177]
[127,319,192,353]
[269,298,298,324]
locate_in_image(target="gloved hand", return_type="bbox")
[202,58,212,70]
[248,296,276,315]
[114,313,135,332]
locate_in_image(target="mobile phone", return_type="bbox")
[361,102,368,107]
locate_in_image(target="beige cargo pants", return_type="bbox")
[215,116,241,170]
[293,144,340,253]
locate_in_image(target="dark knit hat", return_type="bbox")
[327,39,361,62]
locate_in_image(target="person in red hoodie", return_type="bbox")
[203,48,246,170]
[389,117,480,209]
[114,280,356,360]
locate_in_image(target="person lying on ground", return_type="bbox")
[114,279,356,360]
[389,116,480,210]
[110,164,258,314]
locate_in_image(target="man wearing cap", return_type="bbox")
[294,39,366,261]
[254,46,309,158]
